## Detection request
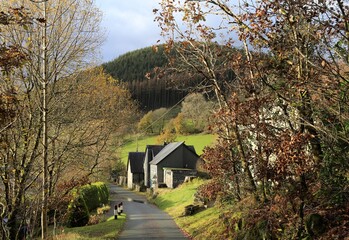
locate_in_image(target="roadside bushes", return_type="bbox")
[66,182,109,227]
[80,182,109,211]
[66,195,89,228]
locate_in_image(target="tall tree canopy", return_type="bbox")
[0,1,137,239]
[155,0,349,238]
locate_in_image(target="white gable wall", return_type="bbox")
[127,161,133,189]
[150,164,158,188]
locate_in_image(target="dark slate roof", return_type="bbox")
[187,145,198,156]
[149,142,184,165]
[128,152,145,173]
[145,145,164,158]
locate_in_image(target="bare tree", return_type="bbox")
[155,0,349,238]
[0,0,104,238]
[45,68,137,234]
[155,0,258,195]
[180,93,213,132]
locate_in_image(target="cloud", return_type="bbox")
[95,0,162,62]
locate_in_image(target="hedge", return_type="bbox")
[79,182,109,212]
[66,182,109,227]
[66,195,89,228]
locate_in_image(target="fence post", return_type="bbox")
[114,204,118,219]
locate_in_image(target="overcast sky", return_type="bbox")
[95,0,162,63]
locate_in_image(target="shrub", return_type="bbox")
[173,113,187,134]
[95,182,109,205]
[87,214,104,225]
[305,213,325,237]
[66,182,109,227]
[97,205,110,215]
[66,195,89,228]
[157,119,177,144]
[80,184,99,211]
[80,182,109,212]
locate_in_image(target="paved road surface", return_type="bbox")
[108,184,189,240]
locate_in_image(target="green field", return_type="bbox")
[118,133,217,164]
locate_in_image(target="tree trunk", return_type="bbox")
[299,90,323,164]
[41,1,48,238]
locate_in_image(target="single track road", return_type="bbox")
[108,184,189,240]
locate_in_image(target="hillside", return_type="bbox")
[102,45,167,82]
[118,133,217,164]
[101,44,242,111]
[102,45,190,110]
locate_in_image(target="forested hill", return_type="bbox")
[102,45,188,111]
[102,45,167,82]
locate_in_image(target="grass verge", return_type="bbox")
[152,179,225,239]
[54,215,126,240]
